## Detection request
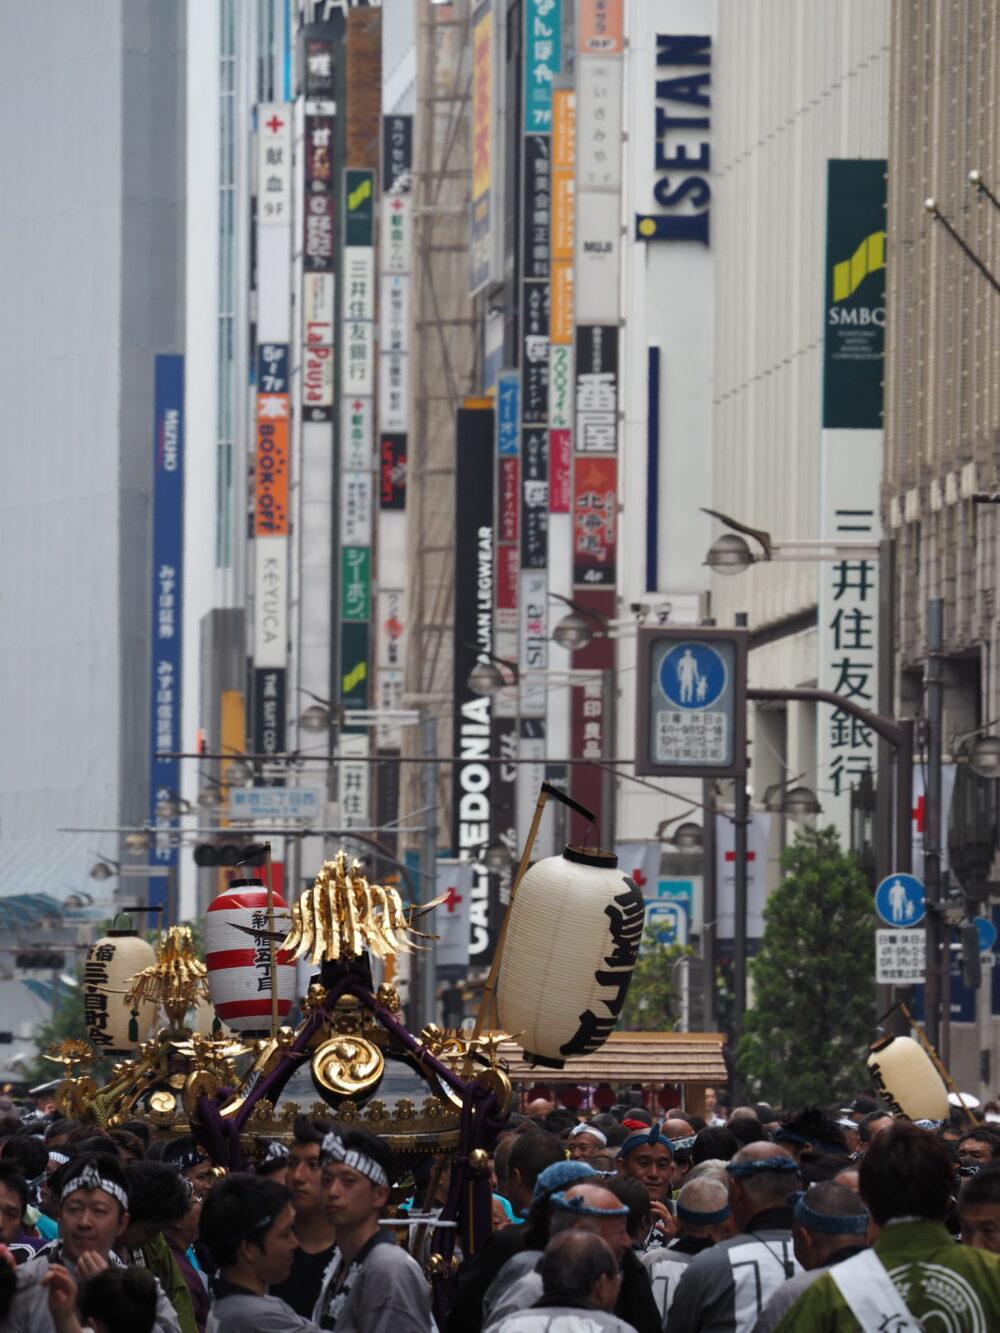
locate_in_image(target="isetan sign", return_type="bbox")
[635,33,712,244]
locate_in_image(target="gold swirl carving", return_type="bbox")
[312,1036,384,1097]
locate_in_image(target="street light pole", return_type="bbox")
[731,612,749,1104]
[924,598,944,1049]
[419,710,439,1030]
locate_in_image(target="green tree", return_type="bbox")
[619,928,693,1031]
[737,824,874,1106]
[24,918,208,1089]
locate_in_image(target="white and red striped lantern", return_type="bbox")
[205,875,296,1032]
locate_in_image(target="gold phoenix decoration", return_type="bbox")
[125,926,210,1028]
[282,851,431,964]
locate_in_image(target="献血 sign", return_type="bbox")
[875,929,925,985]
[635,626,747,778]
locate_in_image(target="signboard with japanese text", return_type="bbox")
[255,345,290,536]
[230,787,322,821]
[304,193,334,270]
[379,274,410,430]
[379,434,407,510]
[524,0,562,133]
[579,0,623,54]
[635,626,748,778]
[577,59,623,192]
[876,929,926,985]
[470,1,494,294]
[305,115,335,192]
[715,812,771,938]
[341,395,373,471]
[575,325,618,452]
[304,38,335,97]
[147,355,184,905]
[340,472,373,546]
[573,455,616,584]
[338,730,370,828]
[521,427,548,569]
[257,104,292,224]
[550,429,571,513]
[549,344,573,428]
[498,372,520,455]
[341,545,371,621]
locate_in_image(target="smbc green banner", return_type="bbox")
[823,159,887,429]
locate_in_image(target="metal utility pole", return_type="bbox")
[701,778,718,1032]
[924,598,944,1048]
[418,710,439,1030]
[731,613,749,1104]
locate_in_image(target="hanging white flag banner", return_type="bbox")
[614,841,662,897]
[715,812,772,939]
[435,860,474,972]
[911,763,957,873]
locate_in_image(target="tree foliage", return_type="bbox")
[737,825,874,1107]
[619,928,693,1032]
[24,918,208,1090]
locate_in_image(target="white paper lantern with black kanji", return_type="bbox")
[867,1034,949,1122]
[83,923,158,1053]
[205,876,297,1033]
[496,846,645,1068]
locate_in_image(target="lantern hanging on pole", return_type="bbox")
[495,846,645,1068]
[867,1034,949,1122]
[83,915,158,1054]
[205,873,296,1033]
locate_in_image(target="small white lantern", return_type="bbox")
[867,1034,949,1122]
[83,918,158,1053]
[496,846,644,1068]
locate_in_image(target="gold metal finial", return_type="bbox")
[125,926,210,1029]
[282,851,431,964]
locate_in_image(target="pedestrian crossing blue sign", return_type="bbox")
[658,642,727,711]
[875,873,926,928]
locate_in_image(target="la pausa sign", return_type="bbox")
[636,33,711,244]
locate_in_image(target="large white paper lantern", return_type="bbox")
[205,875,296,1033]
[83,921,158,1053]
[867,1034,949,1122]
[496,846,644,1067]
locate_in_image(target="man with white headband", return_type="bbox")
[19,1154,181,1333]
[312,1127,431,1332]
[567,1123,608,1161]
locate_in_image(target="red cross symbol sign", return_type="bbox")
[912,795,925,832]
[725,850,756,862]
[266,114,285,134]
[443,885,463,914]
[630,867,647,888]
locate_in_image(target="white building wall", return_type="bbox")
[710,1,889,792]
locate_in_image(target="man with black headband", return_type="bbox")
[312,1127,431,1332]
[665,1143,802,1333]
[642,1177,731,1323]
[20,1154,181,1332]
[750,1182,869,1332]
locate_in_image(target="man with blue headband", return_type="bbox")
[666,1143,802,1333]
[751,1182,869,1332]
[616,1123,675,1244]
[642,1176,732,1324]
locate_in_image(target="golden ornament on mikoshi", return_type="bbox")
[125,926,210,1029]
[282,851,431,964]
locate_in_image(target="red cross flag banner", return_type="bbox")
[614,841,661,898]
[715,812,772,939]
[911,762,957,874]
[435,859,475,977]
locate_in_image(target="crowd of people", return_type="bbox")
[0,1083,998,1330]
